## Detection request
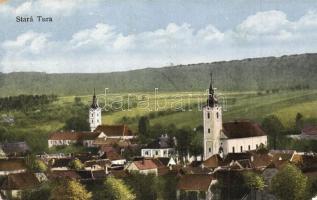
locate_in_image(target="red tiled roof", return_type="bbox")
[223,121,266,139]
[94,125,133,137]
[133,159,158,170]
[0,159,27,171]
[1,173,40,190]
[203,154,224,168]
[94,138,131,147]
[47,170,81,180]
[100,147,123,161]
[177,174,214,191]
[48,131,100,141]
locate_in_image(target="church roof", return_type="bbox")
[94,125,133,137]
[222,121,266,139]
[48,131,100,141]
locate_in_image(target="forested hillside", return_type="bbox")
[0,53,316,96]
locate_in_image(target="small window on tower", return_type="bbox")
[216,112,219,119]
[240,146,243,152]
[232,147,235,153]
[208,128,210,133]
[248,145,251,150]
[207,113,210,119]
[209,148,211,152]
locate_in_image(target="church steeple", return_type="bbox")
[91,88,98,109]
[89,88,102,132]
[207,72,218,107]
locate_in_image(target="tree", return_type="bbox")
[51,180,92,200]
[33,160,48,172]
[64,116,90,131]
[295,113,304,131]
[270,164,310,200]
[261,115,284,149]
[69,159,84,170]
[243,171,265,200]
[174,127,195,160]
[243,172,265,190]
[103,177,135,200]
[124,172,157,200]
[138,116,150,137]
[25,155,47,172]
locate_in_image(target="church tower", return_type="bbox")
[89,89,102,132]
[203,73,223,160]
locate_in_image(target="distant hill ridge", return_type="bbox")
[0,53,317,96]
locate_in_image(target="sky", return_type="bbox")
[0,0,317,73]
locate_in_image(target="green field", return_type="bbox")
[0,90,316,153]
[57,90,317,130]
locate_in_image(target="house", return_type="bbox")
[176,174,217,200]
[0,159,27,175]
[49,158,72,171]
[48,131,101,148]
[141,134,175,158]
[288,126,317,140]
[0,142,30,157]
[84,159,111,171]
[126,159,161,176]
[99,146,126,166]
[0,172,45,199]
[203,73,267,160]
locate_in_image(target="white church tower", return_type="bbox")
[89,89,102,132]
[203,73,223,160]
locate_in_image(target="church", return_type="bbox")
[203,74,267,160]
[48,89,135,148]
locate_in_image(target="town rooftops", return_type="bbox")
[48,131,100,141]
[222,121,266,139]
[177,174,215,191]
[94,125,133,137]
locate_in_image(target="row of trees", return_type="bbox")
[219,163,316,200]
[22,172,178,200]
[0,94,57,112]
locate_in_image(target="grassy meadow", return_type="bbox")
[0,89,316,153]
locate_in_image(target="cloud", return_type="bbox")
[0,0,89,16]
[1,10,317,73]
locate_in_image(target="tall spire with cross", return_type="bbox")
[91,88,98,109]
[207,72,218,107]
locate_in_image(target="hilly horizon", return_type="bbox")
[0,53,317,97]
